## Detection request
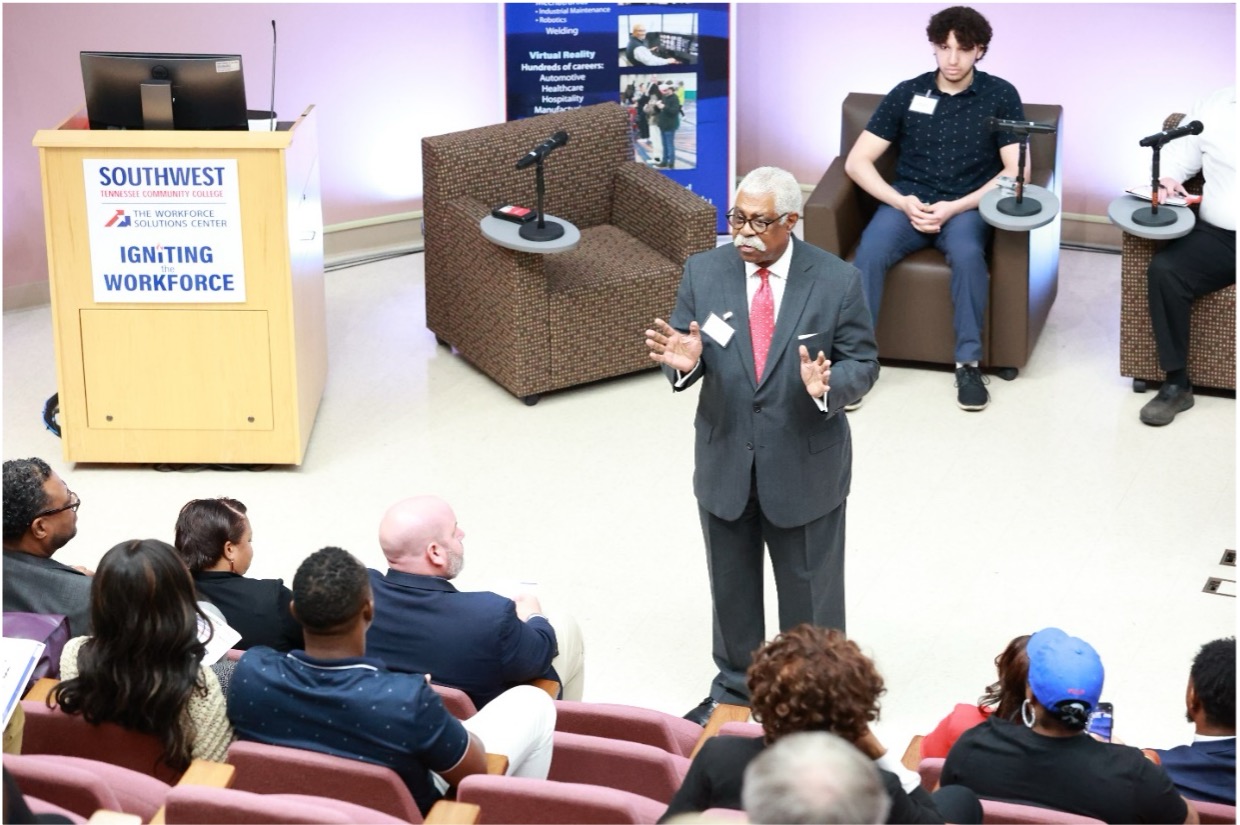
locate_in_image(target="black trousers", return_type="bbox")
[1147,220,1236,374]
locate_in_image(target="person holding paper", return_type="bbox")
[845,6,1025,412]
[1138,86,1236,426]
[645,166,878,723]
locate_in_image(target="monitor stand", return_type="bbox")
[140,81,174,130]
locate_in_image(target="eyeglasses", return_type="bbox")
[725,210,788,234]
[35,490,81,520]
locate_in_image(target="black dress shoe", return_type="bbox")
[683,697,718,726]
[1140,382,1195,426]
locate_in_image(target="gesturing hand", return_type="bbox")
[799,345,831,399]
[646,318,702,373]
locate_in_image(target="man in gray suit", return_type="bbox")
[3,457,92,636]
[645,167,879,722]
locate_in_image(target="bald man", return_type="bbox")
[365,496,584,708]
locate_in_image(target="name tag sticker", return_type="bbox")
[702,312,735,347]
[910,94,938,115]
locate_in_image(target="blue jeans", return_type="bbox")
[660,129,677,167]
[852,204,991,364]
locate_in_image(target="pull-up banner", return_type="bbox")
[504,2,732,233]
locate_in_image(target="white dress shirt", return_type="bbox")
[1161,85,1236,230]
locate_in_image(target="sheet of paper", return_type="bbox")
[1,636,45,726]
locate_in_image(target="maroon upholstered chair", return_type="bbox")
[1119,112,1235,392]
[20,698,182,783]
[553,700,703,758]
[226,740,426,822]
[547,730,691,804]
[1194,800,1238,824]
[456,774,666,824]
[980,799,1105,824]
[422,102,717,404]
[432,682,479,719]
[3,753,171,821]
[162,785,414,824]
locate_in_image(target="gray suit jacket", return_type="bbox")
[665,237,879,528]
[3,550,93,637]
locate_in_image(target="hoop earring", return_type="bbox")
[1021,699,1036,729]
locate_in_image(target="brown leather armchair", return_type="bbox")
[422,103,716,404]
[804,93,1063,378]
[1119,113,1235,392]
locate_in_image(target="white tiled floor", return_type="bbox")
[2,246,1234,755]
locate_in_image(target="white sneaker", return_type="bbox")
[844,396,865,412]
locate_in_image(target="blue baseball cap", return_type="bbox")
[1026,627,1104,711]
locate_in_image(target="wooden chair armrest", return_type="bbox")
[425,800,483,824]
[176,759,236,788]
[901,734,924,771]
[23,677,59,703]
[528,678,560,700]
[690,703,752,759]
[149,760,236,825]
[87,812,142,825]
[485,753,509,775]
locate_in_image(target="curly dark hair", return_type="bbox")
[979,634,1030,721]
[174,498,248,572]
[926,6,993,56]
[51,539,210,772]
[3,457,53,541]
[1191,637,1235,729]
[747,625,885,745]
[292,546,370,633]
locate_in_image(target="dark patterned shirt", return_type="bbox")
[865,69,1025,203]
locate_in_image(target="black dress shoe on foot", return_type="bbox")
[683,697,718,726]
[1140,383,1194,426]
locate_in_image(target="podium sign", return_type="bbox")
[82,158,246,303]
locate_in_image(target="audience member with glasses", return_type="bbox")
[2,457,92,637]
[645,166,879,725]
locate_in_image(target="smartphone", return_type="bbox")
[1087,702,1114,741]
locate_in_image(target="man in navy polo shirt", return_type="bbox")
[366,495,584,709]
[845,6,1025,412]
[227,546,555,815]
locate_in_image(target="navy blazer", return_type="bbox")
[665,237,880,527]
[1155,738,1236,805]
[364,569,558,708]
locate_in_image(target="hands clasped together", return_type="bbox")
[898,193,961,234]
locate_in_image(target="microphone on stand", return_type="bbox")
[268,20,277,132]
[515,131,569,170]
[1138,120,1203,148]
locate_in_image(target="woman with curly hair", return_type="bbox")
[919,633,1030,759]
[659,625,981,824]
[174,497,302,652]
[51,539,233,770]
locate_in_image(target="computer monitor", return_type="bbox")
[80,51,249,130]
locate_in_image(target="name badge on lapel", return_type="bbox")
[702,312,735,347]
[909,93,938,115]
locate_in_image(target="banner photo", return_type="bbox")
[504,2,731,232]
[83,158,245,303]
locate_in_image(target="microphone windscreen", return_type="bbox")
[1188,120,1204,135]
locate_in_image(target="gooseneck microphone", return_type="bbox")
[515,131,569,170]
[1138,120,1203,148]
[268,20,277,131]
[986,117,1057,135]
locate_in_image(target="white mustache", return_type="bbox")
[733,234,767,252]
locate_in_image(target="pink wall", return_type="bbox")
[4,3,1235,293]
[736,3,1235,217]
[3,3,504,290]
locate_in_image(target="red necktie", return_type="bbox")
[750,268,774,381]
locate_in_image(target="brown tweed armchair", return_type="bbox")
[1120,112,1236,392]
[803,93,1063,379]
[422,102,717,404]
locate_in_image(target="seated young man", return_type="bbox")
[227,546,555,815]
[844,5,1025,412]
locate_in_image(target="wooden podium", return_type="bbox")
[33,105,326,465]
